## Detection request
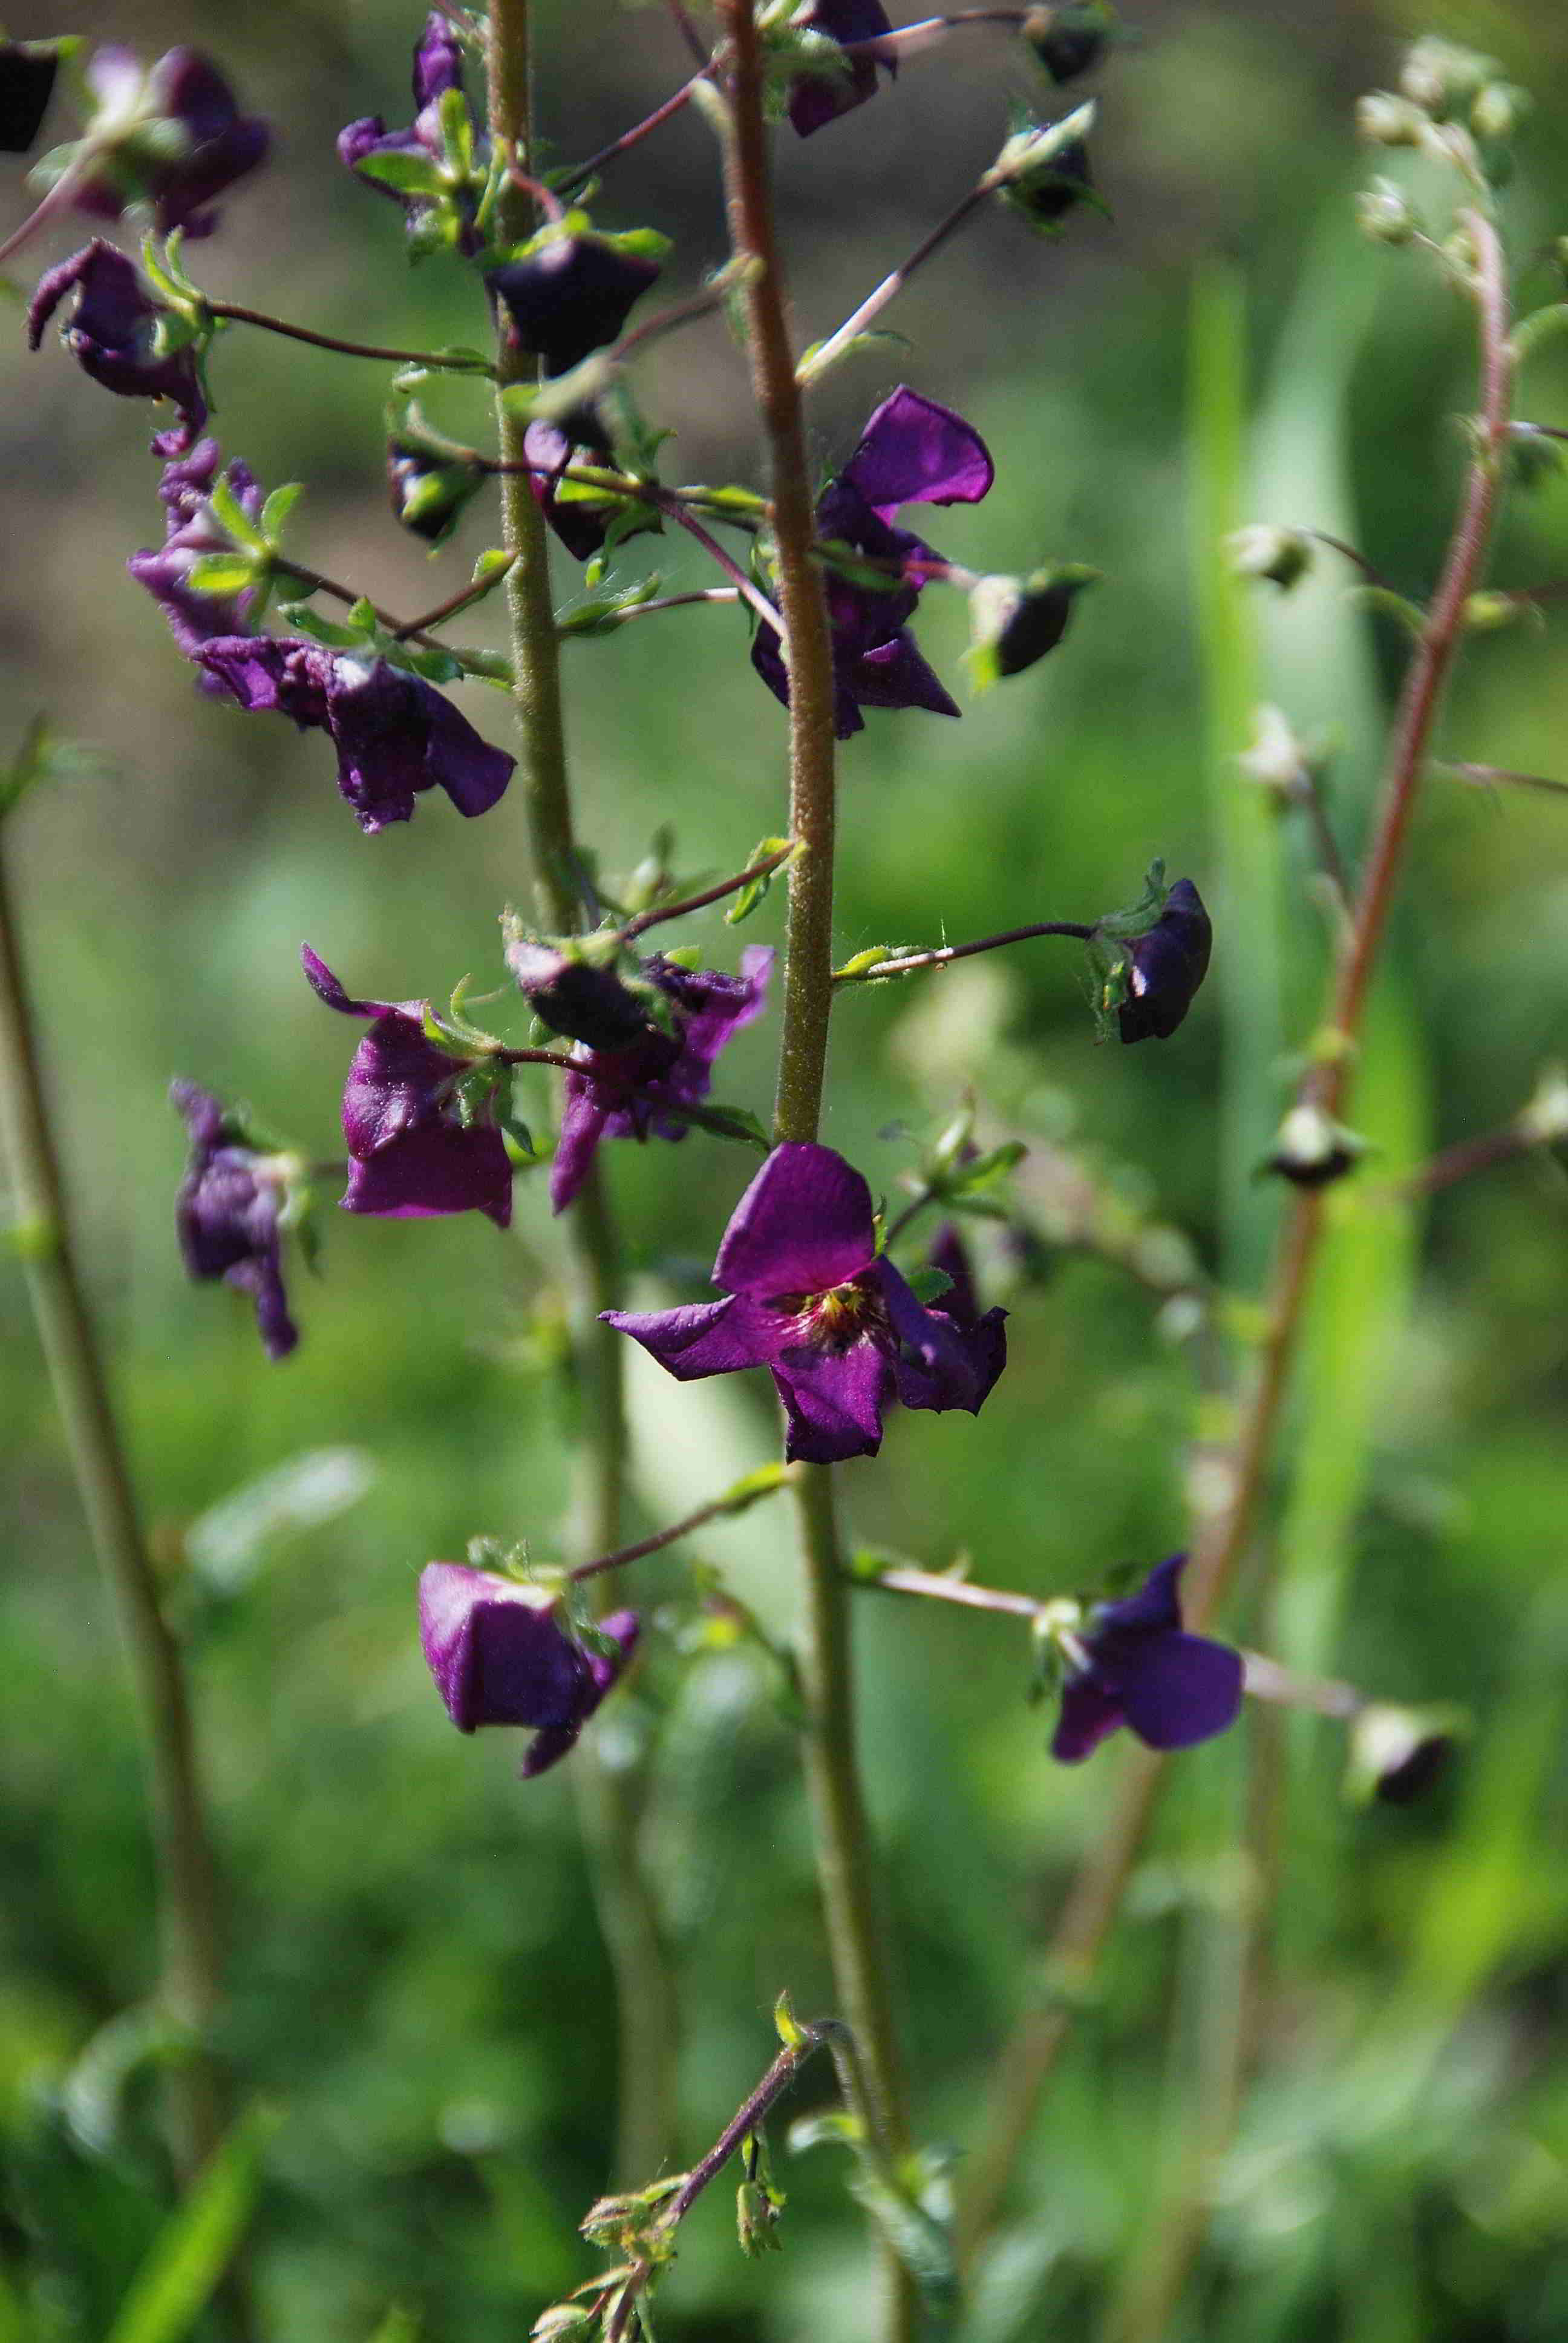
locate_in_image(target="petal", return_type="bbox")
[300,943,391,1021]
[342,1124,512,1227]
[1119,1633,1244,1752]
[1095,1553,1188,1639]
[713,1143,875,1299]
[877,1257,1006,1416]
[417,677,514,818]
[419,1564,590,1733]
[847,630,959,718]
[1051,1674,1126,1763]
[602,1293,788,1379]
[521,1610,640,1778]
[841,386,995,519]
[550,1084,612,1214]
[773,1341,890,1463]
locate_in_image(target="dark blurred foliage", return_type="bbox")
[4,1,1568,2338]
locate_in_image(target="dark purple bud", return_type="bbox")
[786,0,897,139]
[523,420,609,563]
[27,240,207,456]
[969,566,1096,684]
[72,45,268,239]
[505,936,652,1052]
[196,639,513,833]
[172,1081,298,1361]
[1346,1703,1463,1807]
[1022,2,1115,85]
[0,40,59,152]
[387,436,484,545]
[1115,878,1212,1044]
[128,439,264,678]
[603,1142,1006,1464]
[1262,1103,1365,1188]
[1050,1555,1243,1763]
[488,232,662,378]
[419,1562,639,1777]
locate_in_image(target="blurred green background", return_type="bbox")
[4,0,1568,2336]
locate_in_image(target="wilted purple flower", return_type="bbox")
[0,39,59,152]
[488,232,661,378]
[1116,879,1212,1043]
[172,1080,298,1360]
[552,948,774,1212]
[522,415,628,564]
[419,1562,639,1777]
[302,948,513,1227]
[68,45,269,238]
[753,385,993,738]
[339,11,482,248]
[27,241,206,456]
[923,1221,1009,1393]
[604,1142,1007,1464]
[1050,1555,1243,1763]
[387,435,483,545]
[127,439,263,678]
[506,935,652,1052]
[787,0,897,138]
[196,637,514,833]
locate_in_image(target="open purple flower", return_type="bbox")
[604,1142,1007,1464]
[752,386,993,738]
[302,948,513,1227]
[552,948,774,1213]
[488,232,661,378]
[195,638,513,833]
[1050,1555,1243,1763]
[172,1081,298,1360]
[128,439,263,679]
[27,241,207,456]
[786,0,897,139]
[339,11,482,249]
[419,1562,639,1777]
[1116,879,1212,1044]
[70,45,268,238]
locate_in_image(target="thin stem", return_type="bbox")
[557,70,708,198]
[648,488,785,634]
[1240,1648,1361,1719]
[1432,757,1568,798]
[0,838,235,2197]
[1304,527,1405,601]
[564,586,740,630]
[273,561,450,655]
[615,841,795,942]
[488,0,678,2191]
[207,301,495,374]
[834,917,1095,986]
[719,15,914,2336]
[392,557,515,640]
[956,205,1515,2272]
[1393,1118,1534,1199]
[569,1469,795,1583]
[797,176,993,387]
[0,152,88,269]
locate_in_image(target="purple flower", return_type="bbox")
[1116,879,1212,1044]
[522,415,626,564]
[302,948,513,1227]
[1050,1555,1243,1763]
[27,240,207,457]
[195,637,513,833]
[488,232,661,378]
[0,40,59,153]
[604,1141,1007,1464]
[419,1562,639,1777]
[127,439,263,679]
[752,385,993,738]
[787,0,897,139]
[506,936,652,1052]
[552,948,774,1212]
[339,11,482,249]
[172,1081,298,1360]
[70,45,268,239]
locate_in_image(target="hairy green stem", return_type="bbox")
[956,205,1515,2271]
[717,14,915,2334]
[486,0,678,2190]
[0,839,237,2215]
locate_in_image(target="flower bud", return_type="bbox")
[1471,80,1525,144]
[967,564,1095,686]
[505,934,652,1052]
[488,229,664,379]
[994,102,1099,233]
[1022,2,1116,86]
[387,437,485,545]
[1356,177,1419,246]
[1262,1102,1366,1188]
[1109,879,1212,1046]
[1398,37,1493,122]
[1227,525,1312,590]
[1356,91,1425,148]
[1345,1702,1465,1806]
[1238,703,1312,801]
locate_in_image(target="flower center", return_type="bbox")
[771,1279,884,1354]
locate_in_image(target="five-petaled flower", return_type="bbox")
[1114,877,1212,1043]
[339,11,483,249]
[27,240,207,457]
[302,948,514,1227]
[1048,1554,1243,1762]
[786,0,897,139]
[419,1562,639,1778]
[604,1141,1007,1463]
[552,948,774,1212]
[128,438,263,678]
[752,385,993,739]
[68,45,268,238]
[195,638,514,834]
[172,1080,298,1360]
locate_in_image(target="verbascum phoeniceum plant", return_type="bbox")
[2,9,1563,2339]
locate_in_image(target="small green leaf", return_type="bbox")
[400,643,464,684]
[471,547,515,585]
[726,835,794,926]
[834,946,897,980]
[185,554,258,596]
[665,1099,771,1152]
[904,1266,955,1305]
[277,601,373,649]
[716,1461,792,1513]
[260,483,302,544]
[354,149,447,197]
[207,472,269,557]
